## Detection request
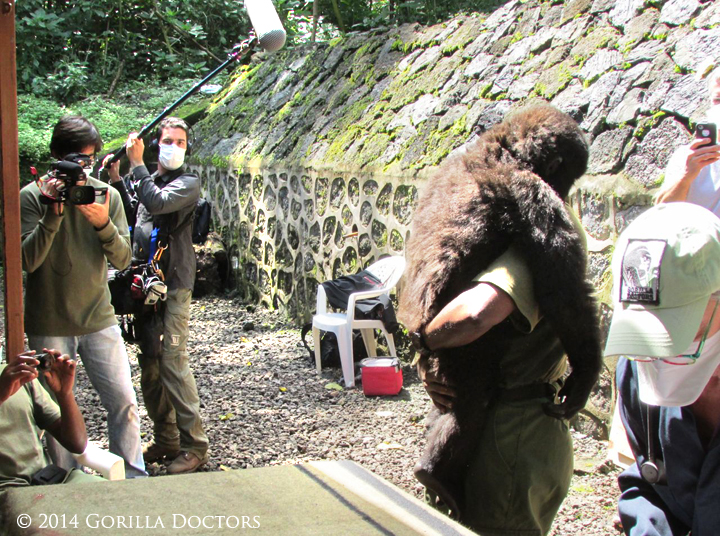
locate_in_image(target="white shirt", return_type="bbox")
[659,104,720,216]
[662,148,720,217]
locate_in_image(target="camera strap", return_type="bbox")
[149,209,194,261]
[640,404,667,485]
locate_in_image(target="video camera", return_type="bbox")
[39,153,108,206]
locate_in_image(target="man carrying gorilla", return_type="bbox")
[399,105,602,535]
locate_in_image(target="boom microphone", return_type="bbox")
[100,1,285,171]
[244,0,286,52]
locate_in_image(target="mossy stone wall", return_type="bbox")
[191,0,720,326]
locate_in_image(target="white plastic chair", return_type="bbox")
[312,256,406,387]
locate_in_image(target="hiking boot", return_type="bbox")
[167,451,208,475]
[142,442,180,464]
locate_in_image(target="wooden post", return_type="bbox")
[0,0,25,360]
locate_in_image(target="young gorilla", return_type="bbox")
[399,104,602,519]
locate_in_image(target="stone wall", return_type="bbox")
[192,166,416,320]
[190,0,720,326]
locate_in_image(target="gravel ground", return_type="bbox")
[73,294,623,535]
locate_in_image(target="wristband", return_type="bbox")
[411,329,432,355]
[94,218,110,232]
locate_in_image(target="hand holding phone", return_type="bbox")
[695,123,717,146]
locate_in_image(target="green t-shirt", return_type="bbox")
[476,247,568,388]
[0,365,61,490]
[475,206,587,388]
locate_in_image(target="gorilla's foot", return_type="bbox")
[413,464,463,520]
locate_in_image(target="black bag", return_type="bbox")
[321,270,399,334]
[108,266,144,316]
[31,464,67,485]
[108,263,165,316]
[135,303,166,360]
[192,198,212,244]
[300,324,368,369]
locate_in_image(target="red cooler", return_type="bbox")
[360,357,403,396]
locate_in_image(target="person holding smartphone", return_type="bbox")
[0,349,101,490]
[656,68,720,212]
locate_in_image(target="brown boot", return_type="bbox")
[142,442,180,464]
[167,451,208,475]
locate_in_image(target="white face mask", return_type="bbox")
[637,330,720,407]
[158,144,186,171]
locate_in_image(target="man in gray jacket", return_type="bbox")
[124,117,209,474]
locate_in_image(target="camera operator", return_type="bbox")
[0,349,100,490]
[123,117,209,475]
[20,116,146,478]
[656,68,720,212]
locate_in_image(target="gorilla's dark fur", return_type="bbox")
[398,104,602,520]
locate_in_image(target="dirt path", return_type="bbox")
[72,294,622,535]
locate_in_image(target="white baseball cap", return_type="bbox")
[604,202,720,405]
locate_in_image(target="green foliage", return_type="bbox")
[510,32,524,44]
[651,110,667,123]
[15,0,510,102]
[17,95,65,173]
[16,0,254,103]
[17,79,202,183]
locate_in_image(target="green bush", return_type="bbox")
[17,79,205,183]
[15,0,253,102]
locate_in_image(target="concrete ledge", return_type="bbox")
[1,461,474,535]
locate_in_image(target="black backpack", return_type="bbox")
[299,269,399,368]
[300,324,368,369]
[320,270,399,333]
[192,197,212,244]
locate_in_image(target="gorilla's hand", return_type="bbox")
[544,368,599,421]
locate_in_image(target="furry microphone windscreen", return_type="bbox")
[244,0,287,52]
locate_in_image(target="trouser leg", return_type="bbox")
[462,398,573,536]
[75,326,146,478]
[159,288,208,458]
[136,306,180,448]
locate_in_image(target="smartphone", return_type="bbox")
[695,122,717,146]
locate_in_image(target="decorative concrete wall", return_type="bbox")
[190,0,720,326]
[192,166,416,320]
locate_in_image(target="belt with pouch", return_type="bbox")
[496,382,558,403]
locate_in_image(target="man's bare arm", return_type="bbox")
[656,140,720,204]
[416,282,516,412]
[42,353,87,454]
[422,282,516,351]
